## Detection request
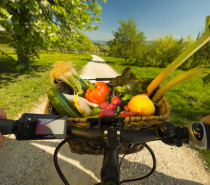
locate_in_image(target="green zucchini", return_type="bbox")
[47,88,82,118]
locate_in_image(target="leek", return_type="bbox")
[152,65,210,102]
[50,61,89,94]
[147,16,210,97]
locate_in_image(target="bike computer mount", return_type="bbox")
[15,113,67,140]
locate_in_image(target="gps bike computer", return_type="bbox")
[15,113,67,140]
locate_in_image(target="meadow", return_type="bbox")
[0,51,91,119]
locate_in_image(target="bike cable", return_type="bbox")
[119,143,157,184]
[54,137,72,185]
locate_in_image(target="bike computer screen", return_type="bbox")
[16,113,67,140]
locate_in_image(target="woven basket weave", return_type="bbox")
[44,81,170,155]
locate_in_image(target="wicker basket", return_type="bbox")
[44,81,170,155]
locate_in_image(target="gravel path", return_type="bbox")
[0,55,209,185]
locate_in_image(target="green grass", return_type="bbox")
[0,52,91,119]
[4,51,91,73]
[99,54,210,168]
[0,44,15,52]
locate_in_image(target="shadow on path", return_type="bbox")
[90,60,106,64]
[0,138,205,185]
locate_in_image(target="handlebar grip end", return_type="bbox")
[188,122,210,150]
[0,119,16,135]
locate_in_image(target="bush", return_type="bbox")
[144,34,194,69]
[108,32,209,71]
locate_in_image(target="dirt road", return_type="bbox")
[0,55,209,185]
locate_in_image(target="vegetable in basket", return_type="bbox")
[119,111,138,118]
[63,93,98,117]
[99,101,110,109]
[108,67,153,103]
[108,67,156,116]
[50,61,89,95]
[85,81,110,105]
[63,94,98,108]
[47,88,82,118]
[152,65,210,102]
[111,96,122,105]
[127,94,155,116]
[98,109,115,118]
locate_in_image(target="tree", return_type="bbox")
[56,32,99,54]
[0,0,105,66]
[99,44,109,54]
[108,17,146,64]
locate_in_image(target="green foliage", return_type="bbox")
[108,17,146,65]
[99,44,109,54]
[0,31,13,45]
[71,32,97,53]
[108,29,209,70]
[145,34,195,68]
[0,0,105,65]
[108,16,209,71]
[145,32,209,70]
[188,32,210,69]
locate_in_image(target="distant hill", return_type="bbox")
[92,40,154,45]
[144,40,154,44]
[92,40,108,45]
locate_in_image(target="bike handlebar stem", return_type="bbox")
[100,129,120,185]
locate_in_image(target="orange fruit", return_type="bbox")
[127,94,155,116]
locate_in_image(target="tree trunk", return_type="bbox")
[15,8,30,68]
[17,53,29,67]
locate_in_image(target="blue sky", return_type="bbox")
[85,0,210,41]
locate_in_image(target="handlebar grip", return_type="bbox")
[122,129,158,144]
[0,119,16,135]
[67,126,104,142]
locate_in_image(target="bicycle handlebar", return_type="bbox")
[67,126,159,144]
[0,116,209,150]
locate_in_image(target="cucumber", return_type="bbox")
[48,88,82,118]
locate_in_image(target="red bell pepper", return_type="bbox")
[85,81,110,105]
